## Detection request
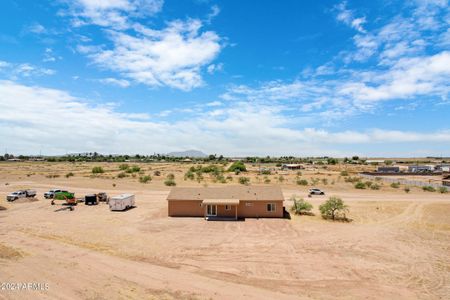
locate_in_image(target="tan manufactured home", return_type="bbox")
[167,186,284,219]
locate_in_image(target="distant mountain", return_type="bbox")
[166,150,208,158]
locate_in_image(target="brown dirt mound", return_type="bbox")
[0,243,23,260]
[0,205,6,210]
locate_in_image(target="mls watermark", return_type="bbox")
[1,282,49,291]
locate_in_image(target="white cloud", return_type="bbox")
[81,19,222,90]
[68,0,164,29]
[27,23,47,34]
[335,1,366,32]
[99,77,131,87]
[2,81,449,156]
[0,61,56,79]
[207,62,223,74]
[206,5,220,23]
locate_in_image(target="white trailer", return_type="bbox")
[109,194,135,211]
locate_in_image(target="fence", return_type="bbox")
[359,173,446,189]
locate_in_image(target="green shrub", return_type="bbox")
[228,161,247,173]
[130,165,141,172]
[164,179,176,186]
[92,166,104,174]
[167,173,175,180]
[422,186,436,192]
[319,196,349,220]
[65,172,74,178]
[345,176,361,183]
[296,171,302,176]
[354,182,366,189]
[439,187,448,194]
[139,175,152,183]
[264,177,271,184]
[296,179,308,186]
[370,184,380,190]
[390,182,400,188]
[184,170,195,180]
[340,170,349,176]
[226,175,233,181]
[261,169,271,175]
[117,172,127,178]
[238,176,250,185]
[290,196,313,215]
[119,164,129,170]
[322,178,328,185]
[278,175,285,183]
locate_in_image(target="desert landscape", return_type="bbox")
[1,161,449,300]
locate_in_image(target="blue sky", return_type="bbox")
[0,0,449,156]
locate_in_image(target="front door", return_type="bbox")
[206,205,217,216]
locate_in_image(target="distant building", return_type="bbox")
[408,165,434,173]
[281,164,304,170]
[377,166,400,173]
[436,164,450,172]
[443,173,450,186]
[366,159,385,164]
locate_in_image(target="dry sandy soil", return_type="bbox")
[0,162,449,299]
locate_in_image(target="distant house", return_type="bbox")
[366,159,385,165]
[408,165,434,173]
[443,173,450,187]
[167,186,284,220]
[281,164,304,170]
[436,164,450,172]
[377,166,400,173]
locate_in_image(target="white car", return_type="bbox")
[309,188,325,195]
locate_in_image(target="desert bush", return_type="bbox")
[354,182,366,189]
[238,176,250,185]
[164,179,176,186]
[370,184,380,190]
[131,165,141,172]
[184,170,195,180]
[167,173,175,180]
[319,196,349,221]
[439,187,448,194]
[390,182,400,188]
[92,166,104,174]
[422,186,436,192]
[226,175,233,181]
[340,170,349,176]
[153,170,161,176]
[344,176,361,183]
[46,174,60,178]
[278,175,285,183]
[290,196,313,215]
[65,172,74,178]
[364,181,372,187]
[322,178,328,185]
[119,164,129,170]
[139,175,152,183]
[311,178,320,185]
[261,169,271,175]
[296,179,308,186]
[112,183,116,187]
[404,186,410,193]
[228,161,247,173]
[264,177,271,184]
[117,172,127,178]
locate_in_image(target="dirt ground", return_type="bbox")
[0,162,449,299]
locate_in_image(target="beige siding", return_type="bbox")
[168,200,284,218]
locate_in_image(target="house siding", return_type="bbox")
[168,200,284,218]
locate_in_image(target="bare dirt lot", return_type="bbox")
[0,162,449,299]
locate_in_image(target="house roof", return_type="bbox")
[167,186,284,201]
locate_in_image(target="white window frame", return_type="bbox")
[267,203,276,212]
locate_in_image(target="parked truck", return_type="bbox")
[44,189,68,199]
[6,190,36,201]
[109,194,135,211]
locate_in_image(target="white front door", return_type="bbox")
[206,205,217,216]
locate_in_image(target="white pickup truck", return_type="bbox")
[7,190,37,201]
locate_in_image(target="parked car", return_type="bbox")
[44,189,68,199]
[6,190,36,201]
[109,194,135,211]
[309,188,325,195]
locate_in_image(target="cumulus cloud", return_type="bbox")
[81,19,222,90]
[335,1,366,32]
[0,60,55,79]
[68,0,164,29]
[1,80,450,156]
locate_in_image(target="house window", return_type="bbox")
[267,203,276,212]
[225,205,231,210]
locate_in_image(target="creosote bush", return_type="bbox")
[65,172,74,178]
[296,179,308,186]
[290,196,313,215]
[92,166,104,174]
[139,175,152,183]
[354,182,366,189]
[422,186,436,192]
[238,176,250,185]
[390,182,400,188]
